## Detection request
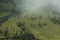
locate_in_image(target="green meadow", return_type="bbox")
[0,13,60,40]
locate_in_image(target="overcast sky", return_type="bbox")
[14,0,60,15]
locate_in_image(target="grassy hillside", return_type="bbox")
[0,0,60,40]
[0,13,60,40]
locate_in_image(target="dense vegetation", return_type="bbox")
[0,0,60,40]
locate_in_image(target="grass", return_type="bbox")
[0,13,60,40]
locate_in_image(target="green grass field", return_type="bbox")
[0,13,60,40]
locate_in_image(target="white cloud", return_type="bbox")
[15,0,60,15]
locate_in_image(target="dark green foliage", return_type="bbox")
[0,0,13,12]
[12,34,23,40]
[43,23,47,26]
[23,33,36,40]
[0,29,9,40]
[38,22,43,28]
[0,38,9,40]
[0,0,22,20]
[0,0,19,14]
[0,0,13,4]
[17,22,26,31]
[50,17,60,25]
[12,32,38,40]
[0,30,3,33]
[0,16,9,24]
[4,27,8,37]
[17,22,25,27]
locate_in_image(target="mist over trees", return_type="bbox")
[0,0,60,40]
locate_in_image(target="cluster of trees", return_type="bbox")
[0,0,14,12]
[0,0,22,25]
[50,17,60,25]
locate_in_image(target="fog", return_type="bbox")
[14,0,60,15]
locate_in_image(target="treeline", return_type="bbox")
[0,0,22,25]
